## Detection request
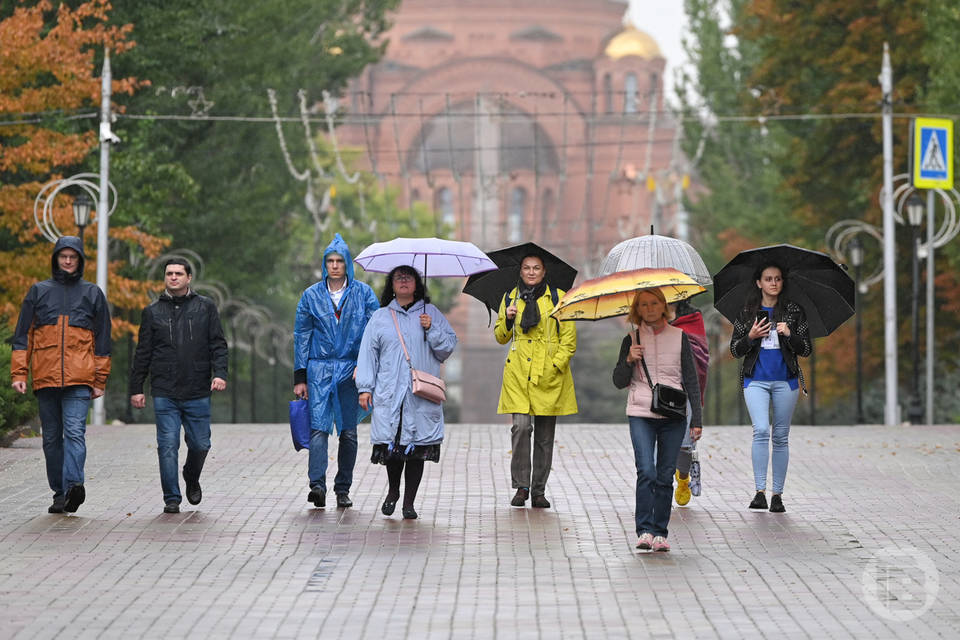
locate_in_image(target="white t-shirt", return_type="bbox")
[328,281,346,318]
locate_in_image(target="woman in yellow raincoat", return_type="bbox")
[495,254,578,509]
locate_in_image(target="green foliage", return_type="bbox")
[0,324,38,435]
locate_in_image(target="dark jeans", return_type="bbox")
[36,385,92,496]
[629,415,686,538]
[308,428,358,494]
[154,396,211,504]
[511,414,557,496]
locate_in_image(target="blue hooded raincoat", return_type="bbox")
[355,299,457,448]
[294,234,379,435]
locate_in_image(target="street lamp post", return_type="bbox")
[849,236,865,424]
[905,193,925,424]
[849,237,865,422]
[71,192,94,244]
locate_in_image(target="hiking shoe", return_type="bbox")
[749,491,768,510]
[64,484,85,513]
[335,493,352,508]
[307,486,326,508]
[510,488,529,507]
[636,533,654,550]
[769,494,785,513]
[48,495,65,514]
[689,455,701,497]
[674,471,691,506]
[163,502,180,514]
[652,536,671,552]
[531,495,551,509]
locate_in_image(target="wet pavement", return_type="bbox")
[0,421,957,639]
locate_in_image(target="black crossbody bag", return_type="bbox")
[633,330,687,420]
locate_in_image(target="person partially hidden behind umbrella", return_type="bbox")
[613,288,701,552]
[729,262,811,513]
[11,236,111,515]
[356,266,457,520]
[495,254,578,509]
[130,258,229,514]
[294,234,379,510]
[669,299,709,506]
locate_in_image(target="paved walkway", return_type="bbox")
[0,422,957,639]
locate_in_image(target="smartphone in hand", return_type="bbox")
[756,311,770,326]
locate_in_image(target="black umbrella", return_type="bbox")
[462,242,578,322]
[713,244,855,338]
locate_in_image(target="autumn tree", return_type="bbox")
[0,0,169,338]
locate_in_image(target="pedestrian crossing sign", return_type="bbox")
[911,117,953,189]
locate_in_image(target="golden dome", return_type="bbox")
[604,25,662,60]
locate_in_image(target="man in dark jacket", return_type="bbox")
[11,236,112,514]
[129,258,228,513]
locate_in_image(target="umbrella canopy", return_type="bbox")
[461,242,578,315]
[712,244,855,338]
[354,237,497,277]
[551,268,706,322]
[599,234,713,286]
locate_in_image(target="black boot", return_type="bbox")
[182,449,208,505]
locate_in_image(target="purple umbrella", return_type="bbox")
[355,237,498,339]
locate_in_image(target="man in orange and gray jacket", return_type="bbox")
[11,236,112,514]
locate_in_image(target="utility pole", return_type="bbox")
[926,190,935,424]
[880,43,899,426]
[93,48,114,427]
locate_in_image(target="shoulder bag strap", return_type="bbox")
[390,309,413,366]
[631,330,656,390]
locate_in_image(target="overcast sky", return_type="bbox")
[627,0,690,100]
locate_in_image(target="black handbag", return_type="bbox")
[639,354,687,421]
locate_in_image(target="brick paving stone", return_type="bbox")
[0,422,958,639]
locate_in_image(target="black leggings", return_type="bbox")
[386,458,424,508]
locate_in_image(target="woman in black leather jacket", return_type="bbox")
[729,263,811,514]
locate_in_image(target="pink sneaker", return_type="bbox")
[652,536,671,552]
[636,533,654,550]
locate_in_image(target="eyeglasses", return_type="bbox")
[392,273,414,282]
[58,254,79,262]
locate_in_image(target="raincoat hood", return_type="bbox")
[51,235,86,281]
[322,233,355,282]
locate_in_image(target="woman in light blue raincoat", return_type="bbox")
[294,233,379,509]
[356,265,457,520]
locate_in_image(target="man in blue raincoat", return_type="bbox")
[294,234,379,509]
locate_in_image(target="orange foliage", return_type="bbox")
[0,1,164,338]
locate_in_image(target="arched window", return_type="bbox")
[603,73,613,115]
[434,187,455,229]
[624,73,638,114]
[540,188,554,237]
[508,187,526,242]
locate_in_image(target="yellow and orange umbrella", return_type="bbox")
[550,267,706,321]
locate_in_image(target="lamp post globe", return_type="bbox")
[72,191,94,244]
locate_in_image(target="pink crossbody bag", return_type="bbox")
[390,309,446,404]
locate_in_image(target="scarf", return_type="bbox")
[518,280,547,332]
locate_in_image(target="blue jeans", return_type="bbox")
[36,385,92,496]
[743,380,799,494]
[154,396,211,504]
[629,415,686,538]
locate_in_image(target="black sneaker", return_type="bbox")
[64,484,85,513]
[769,494,785,513]
[510,488,529,507]
[531,495,551,509]
[184,477,202,505]
[163,502,180,514]
[48,495,65,514]
[748,491,767,510]
[335,493,352,508]
[307,486,326,508]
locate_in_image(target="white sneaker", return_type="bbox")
[652,536,671,552]
[636,533,654,550]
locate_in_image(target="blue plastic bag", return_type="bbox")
[289,399,310,451]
